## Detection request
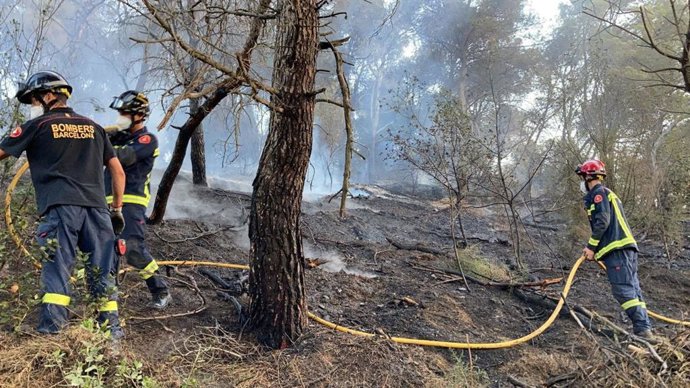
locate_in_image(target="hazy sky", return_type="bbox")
[527,0,568,32]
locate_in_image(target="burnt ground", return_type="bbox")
[1,175,689,387]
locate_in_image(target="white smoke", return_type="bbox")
[304,244,377,278]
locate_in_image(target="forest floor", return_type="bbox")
[0,173,689,387]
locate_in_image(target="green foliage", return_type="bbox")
[46,319,159,388]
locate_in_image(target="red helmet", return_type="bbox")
[576,159,606,179]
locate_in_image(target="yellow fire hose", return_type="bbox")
[3,162,35,266]
[3,161,689,350]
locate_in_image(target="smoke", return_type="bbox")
[149,169,251,224]
[304,244,378,279]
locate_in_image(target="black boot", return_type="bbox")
[149,292,172,310]
[97,312,125,340]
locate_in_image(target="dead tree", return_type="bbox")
[333,43,355,219]
[132,0,274,223]
[317,37,359,218]
[188,7,208,187]
[248,0,319,349]
[584,1,690,92]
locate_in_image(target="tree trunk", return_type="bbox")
[329,44,354,219]
[190,97,208,186]
[248,0,318,349]
[367,73,383,183]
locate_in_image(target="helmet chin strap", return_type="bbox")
[36,92,58,111]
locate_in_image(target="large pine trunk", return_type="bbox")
[248,0,318,349]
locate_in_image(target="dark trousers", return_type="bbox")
[120,204,168,295]
[36,205,120,333]
[603,249,652,333]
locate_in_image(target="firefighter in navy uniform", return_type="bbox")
[576,159,654,339]
[104,90,171,309]
[0,71,126,338]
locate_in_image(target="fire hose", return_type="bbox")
[4,160,689,349]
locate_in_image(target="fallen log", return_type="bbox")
[387,237,445,255]
[521,222,560,232]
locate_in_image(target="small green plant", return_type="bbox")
[181,377,200,388]
[439,354,490,388]
[60,319,110,387]
[43,319,159,388]
[114,359,159,388]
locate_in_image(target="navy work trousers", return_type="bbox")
[603,248,652,334]
[36,205,120,333]
[120,204,168,296]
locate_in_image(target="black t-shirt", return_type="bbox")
[0,107,115,215]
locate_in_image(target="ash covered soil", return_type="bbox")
[2,177,690,387]
[121,181,690,387]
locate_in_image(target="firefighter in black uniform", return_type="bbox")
[576,159,653,339]
[104,90,171,309]
[0,71,126,338]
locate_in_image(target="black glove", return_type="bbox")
[110,206,125,235]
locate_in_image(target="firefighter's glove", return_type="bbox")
[110,206,125,235]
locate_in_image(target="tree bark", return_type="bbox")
[248,0,318,349]
[190,97,208,186]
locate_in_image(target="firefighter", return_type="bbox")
[0,71,126,338]
[576,159,653,339]
[104,90,171,309]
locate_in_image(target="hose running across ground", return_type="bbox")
[4,161,690,349]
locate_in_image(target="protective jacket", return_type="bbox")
[584,183,638,260]
[104,127,159,207]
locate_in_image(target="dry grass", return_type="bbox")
[450,245,511,282]
[494,330,690,387]
[422,295,475,331]
[152,326,464,387]
[499,349,576,386]
[0,324,155,388]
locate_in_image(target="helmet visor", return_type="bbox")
[109,96,125,110]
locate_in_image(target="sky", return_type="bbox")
[527,0,569,33]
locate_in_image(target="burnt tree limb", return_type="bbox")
[386,237,445,255]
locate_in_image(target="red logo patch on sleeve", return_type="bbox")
[9,127,22,138]
[138,135,151,144]
[594,194,603,204]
